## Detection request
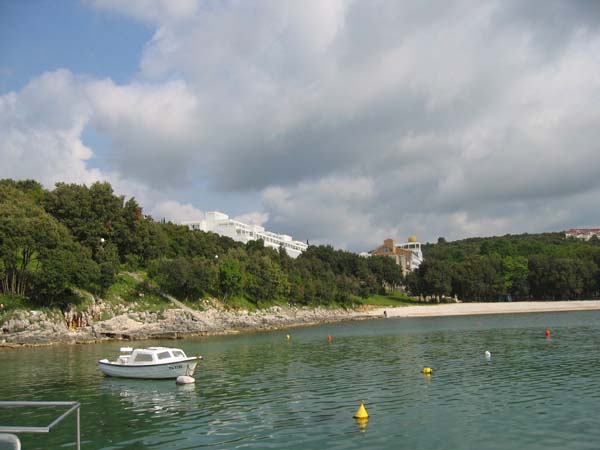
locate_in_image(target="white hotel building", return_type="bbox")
[182,212,308,258]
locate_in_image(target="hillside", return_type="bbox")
[0,179,404,315]
[408,232,600,301]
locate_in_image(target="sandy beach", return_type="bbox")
[369,300,600,318]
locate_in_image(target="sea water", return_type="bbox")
[1,310,600,449]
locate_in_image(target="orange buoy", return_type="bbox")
[327,335,332,342]
[545,329,551,338]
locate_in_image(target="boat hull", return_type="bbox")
[98,357,198,379]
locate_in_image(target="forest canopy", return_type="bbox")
[407,233,600,301]
[0,179,402,308]
[2,178,598,308]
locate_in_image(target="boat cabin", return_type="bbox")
[117,347,189,365]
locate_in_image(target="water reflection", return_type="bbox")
[102,378,199,416]
[354,417,368,432]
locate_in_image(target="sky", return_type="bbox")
[2,0,600,251]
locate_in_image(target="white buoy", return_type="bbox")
[485,350,491,358]
[176,375,195,384]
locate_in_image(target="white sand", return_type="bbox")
[369,300,600,318]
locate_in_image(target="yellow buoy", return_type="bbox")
[286,334,291,340]
[353,401,369,419]
[421,367,432,375]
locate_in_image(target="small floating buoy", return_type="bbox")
[485,350,491,358]
[353,401,369,419]
[327,335,332,342]
[421,367,432,375]
[176,375,195,385]
[545,329,551,338]
[286,334,291,340]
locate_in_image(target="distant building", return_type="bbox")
[368,237,424,275]
[565,228,600,241]
[182,211,308,258]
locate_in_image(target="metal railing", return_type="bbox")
[0,401,80,449]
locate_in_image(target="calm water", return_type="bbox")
[2,311,600,449]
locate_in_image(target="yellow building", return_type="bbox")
[370,239,414,276]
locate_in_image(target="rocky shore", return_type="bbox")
[0,302,374,347]
[4,299,600,347]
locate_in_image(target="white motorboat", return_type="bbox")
[98,347,201,379]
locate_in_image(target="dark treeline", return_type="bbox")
[0,179,402,308]
[407,234,600,301]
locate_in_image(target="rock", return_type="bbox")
[1,296,375,346]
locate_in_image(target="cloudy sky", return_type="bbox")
[2,0,600,250]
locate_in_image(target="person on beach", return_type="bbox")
[383,310,387,318]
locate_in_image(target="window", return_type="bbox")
[157,351,171,360]
[172,351,184,358]
[133,353,153,363]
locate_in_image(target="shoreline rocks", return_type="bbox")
[0,304,373,347]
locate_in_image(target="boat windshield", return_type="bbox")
[172,351,185,358]
[133,353,153,363]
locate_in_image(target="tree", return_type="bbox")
[96,242,120,291]
[0,186,72,296]
[450,256,504,301]
[528,255,552,299]
[32,244,99,304]
[502,256,529,298]
[420,260,452,298]
[0,184,101,303]
[244,254,289,304]
[218,257,243,300]
[44,181,128,259]
[0,179,45,204]
[148,256,216,300]
[246,239,265,254]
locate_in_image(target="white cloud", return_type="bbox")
[5,1,600,251]
[0,70,205,223]
[150,200,204,223]
[233,211,269,227]
[0,70,102,187]
[86,78,203,186]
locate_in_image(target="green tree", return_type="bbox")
[419,260,452,298]
[96,242,121,291]
[0,186,72,296]
[502,256,529,298]
[32,244,99,304]
[218,257,243,300]
[244,254,289,304]
[0,179,45,204]
[0,184,100,303]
